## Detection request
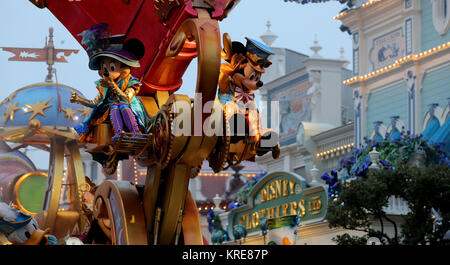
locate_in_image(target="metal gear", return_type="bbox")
[190,161,203,179]
[103,155,118,175]
[207,106,231,173]
[151,103,174,169]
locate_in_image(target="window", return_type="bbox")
[405,0,413,9]
[431,0,450,35]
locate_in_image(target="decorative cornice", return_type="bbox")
[334,0,384,20]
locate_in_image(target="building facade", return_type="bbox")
[210,21,363,245]
[256,27,354,185]
[216,0,450,244]
[337,0,450,147]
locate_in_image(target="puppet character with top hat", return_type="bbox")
[71,23,148,144]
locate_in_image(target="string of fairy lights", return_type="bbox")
[316,142,354,158]
[116,161,121,181]
[197,172,258,178]
[197,203,228,212]
[343,42,450,85]
[133,158,138,185]
[58,165,68,212]
[333,0,382,20]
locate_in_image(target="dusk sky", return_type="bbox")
[0,0,352,168]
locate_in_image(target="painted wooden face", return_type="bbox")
[232,61,263,91]
[243,62,262,83]
[98,57,130,81]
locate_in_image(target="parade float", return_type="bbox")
[6,0,281,245]
[0,26,89,244]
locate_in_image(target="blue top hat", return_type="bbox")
[78,23,145,70]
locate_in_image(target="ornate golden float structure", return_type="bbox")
[27,0,280,245]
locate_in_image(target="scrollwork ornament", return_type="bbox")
[153,0,182,25]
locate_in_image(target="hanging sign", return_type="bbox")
[227,171,328,237]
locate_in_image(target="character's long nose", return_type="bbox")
[104,70,110,77]
[256,81,263,88]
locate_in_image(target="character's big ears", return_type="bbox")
[123,38,145,60]
[222,33,233,61]
[221,33,247,63]
[231,41,246,56]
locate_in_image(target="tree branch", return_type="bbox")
[383,214,399,244]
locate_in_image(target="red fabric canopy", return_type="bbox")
[43,0,197,94]
[39,0,233,96]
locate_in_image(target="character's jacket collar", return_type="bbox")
[0,211,32,237]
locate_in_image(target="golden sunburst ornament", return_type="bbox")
[3,102,21,124]
[62,107,78,121]
[77,107,92,119]
[24,97,53,121]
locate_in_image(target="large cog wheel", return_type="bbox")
[151,104,174,169]
[103,154,118,175]
[190,161,203,179]
[207,107,231,173]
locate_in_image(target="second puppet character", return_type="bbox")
[71,23,147,143]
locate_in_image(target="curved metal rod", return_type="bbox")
[171,8,221,109]
[93,180,147,245]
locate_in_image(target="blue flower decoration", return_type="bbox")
[206,209,215,232]
[321,170,339,197]
[379,159,394,169]
[228,201,242,210]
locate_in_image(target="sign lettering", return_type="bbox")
[228,172,328,236]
